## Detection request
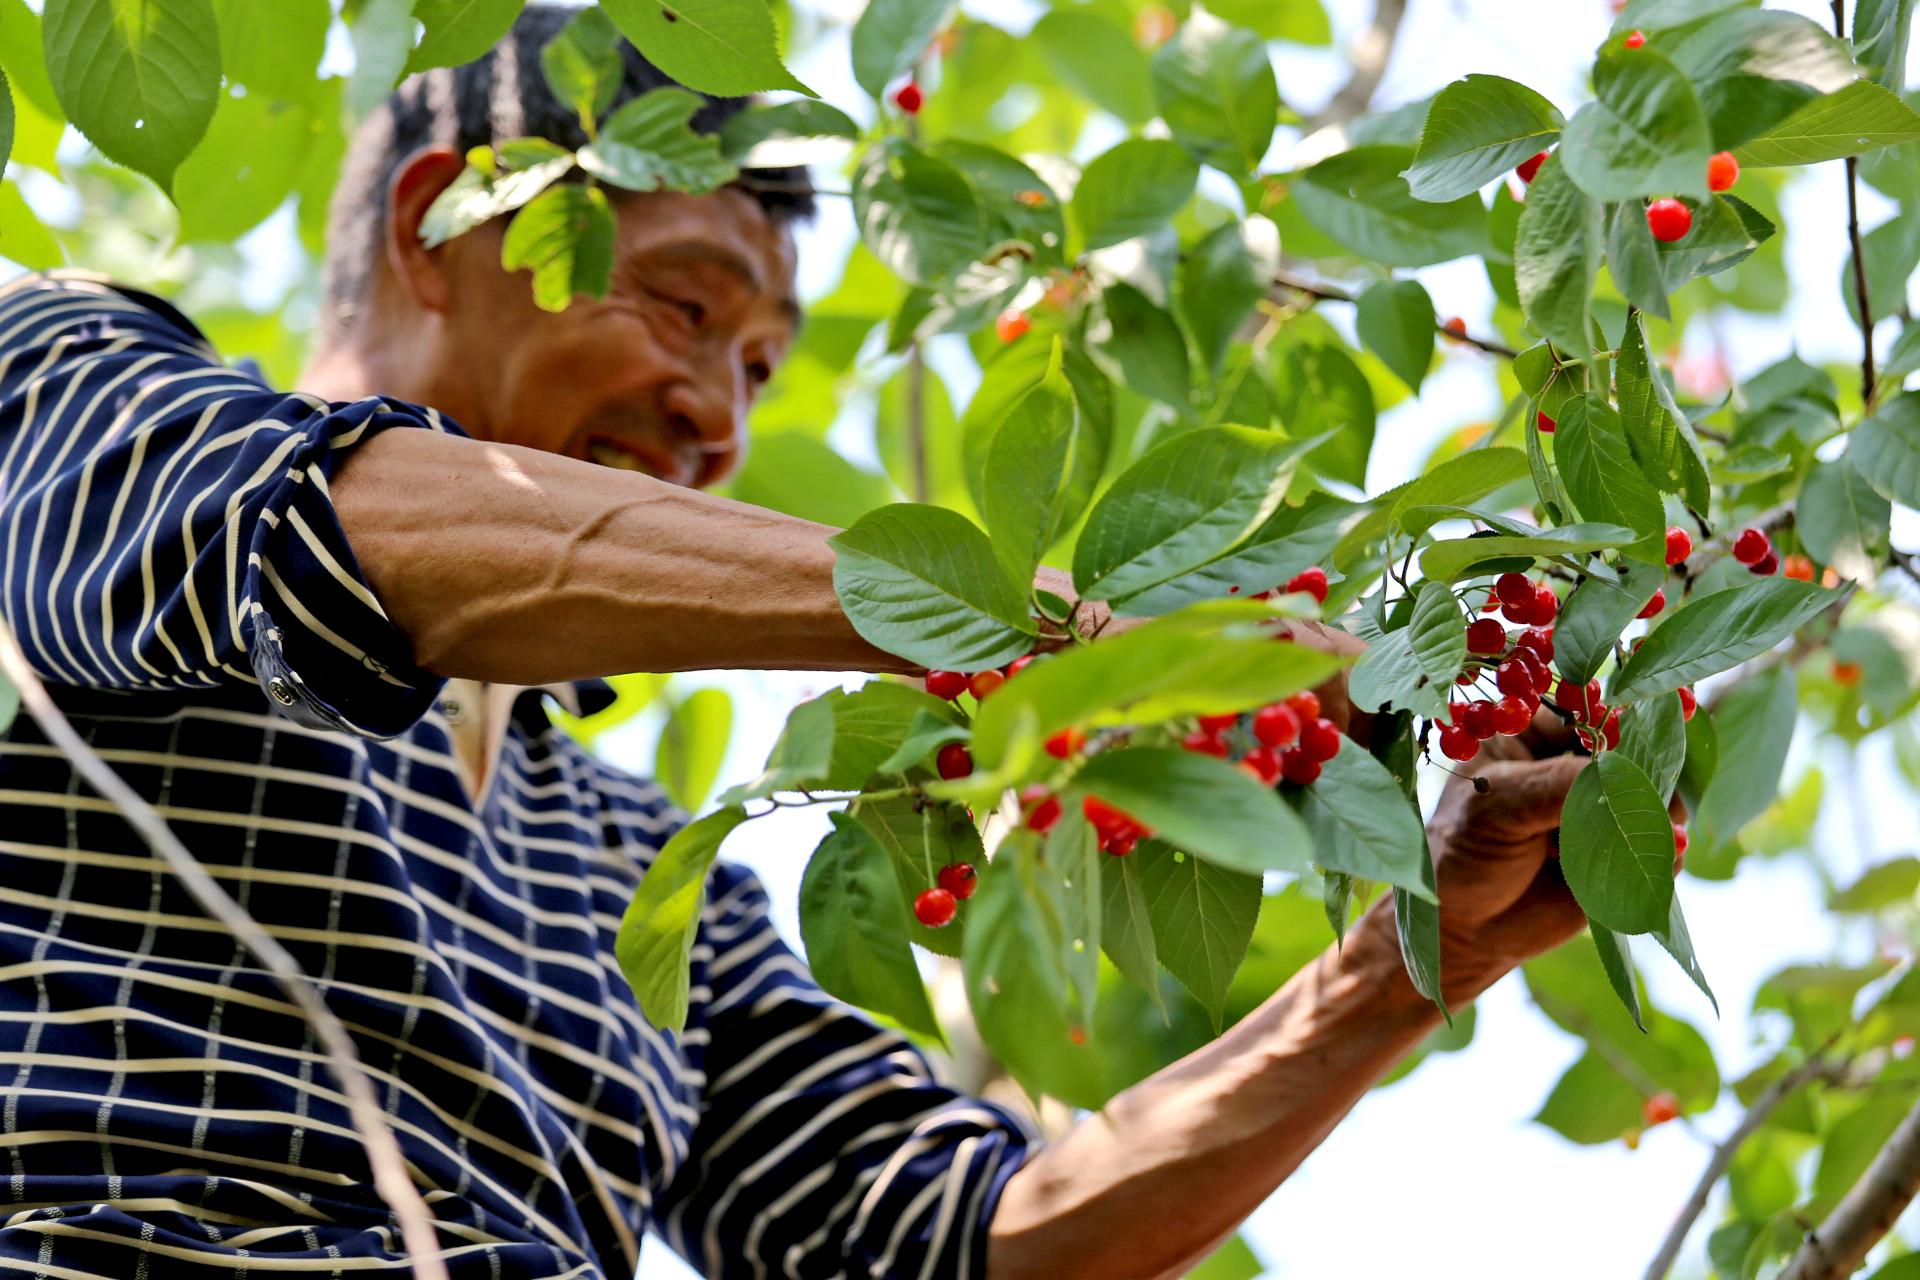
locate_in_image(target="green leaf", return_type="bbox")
[1798,451,1891,574]
[1100,848,1163,1013]
[420,140,577,249]
[1845,210,1920,329]
[1734,79,1920,166]
[718,98,860,169]
[541,5,626,129]
[1285,747,1435,898]
[1091,282,1193,408]
[963,831,1107,1108]
[616,805,751,1032]
[1120,495,1356,615]
[1659,193,1775,289]
[1555,563,1666,687]
[1888,319,1920,379]
[1609,579,1849,702]
[1559,47,1712,202]
[1851,392,1920,507]
[715,690,836,804]
[173,89,320,243]
[1605,200,1670,321]
[799,813,943,1042]
[982,344,1100,582]
[43,0,221,191]
[1347,580,1465,724]
[1403,73,1564,202]
[1071,137,1199,251]
[1183,1234,1265,1280]
[1068,748,1315,877]
[1514,154,1602,356]
[1354,279,1435,394]
[1560,752,1676,934]
[653,687,733,812]
[818,681,956,790]
[872,707,968,777]
[1133,840,1263,1029]
[1691,666,1797,863]
[1652,894,1718,1014]
[1029,8,1153,124]
[829,503,1037,672]
[1854,0,1917,88]
[600,0,811,97]
[1269,340,1376,488]
[500,182,616,310]
[1589,925,1646,1031]
[1149,7,1278,175]
[727,431,893,528]
[850,0,953,99]
[854,139,988,286]
[1557,397,1666,560]
[1666,9,1858,150]
[852,794,980,958]
[1419,523,1637,581]
[1073,426,1300,604]
[1617,313,1709,509]
[1829,857,1920,912]
[1373,449,1534,541]
[1180,220,1275,377]
[346,0,415,120]
[212,0,328,99]
[937,141,1067,265]
[576,87,737,194]
[1291,144,1489,267]
[1618,689,1688,802]
[409,0,527,72]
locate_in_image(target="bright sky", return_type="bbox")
[624,2,1920,1278]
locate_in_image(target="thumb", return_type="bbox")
[1467,754,1590,837]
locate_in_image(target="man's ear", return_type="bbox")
[384,144,469,314]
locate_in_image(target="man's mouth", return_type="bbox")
[586,435,694,485]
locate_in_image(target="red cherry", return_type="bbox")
[1495,660,1535,699]
[1517,627,1555,663]
[1531,583,1560,624]
[1285,565,1330,604]
[968,669,1005,699]
[1022,787,1062,833]
[1082,794,1127,835]
[936,743,973,780]
[1462,700,1497,740]
[1707,150,1738,192]
[1005,654,1036,677]
[1672,824,1689,858]
[1638,589,1666,619]
[893,80,924,114]
[1253,702,1301,747]
[1677,686,1697,721]
[1537,410,1556,433]
[1196,712,1240,733]
[937,862,978,901]
[1182,729,1231,757]
[1286,689,1321,721]
[1750,548,1780,576]
[1647,198,1692,242]
[1438,723,1478,762]
[1467,618,1507,655]
[1044,725,1087,759]
[1517,648,1555,696]
[1443,316,1469,338]
[1481,595,1502,613]
[1623,29,1646,49]
[1495,572,1535,610]
[914,886,956,927]
[1239,746,1283,785]
[1102,829,1139,857]
[995,309,1031,344]
[1515,150,1549,184]
[1592,707,1620,750]
[1455,668,1479,686]
[925,670,968,700]
[1732,527,1771,565]
[1300,717,1342,763]
[1491,694,1533,736]
[1641,1092,1679,1127]
[1665,526,1692,565]
[1834,660,1862,686]
[1279,748,1321,785]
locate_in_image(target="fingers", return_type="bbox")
[1466,754,1590,837]
[1667,791,1690,825]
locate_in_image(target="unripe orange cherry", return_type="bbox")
[995,309,1031,343]
[1707,151,1739,192]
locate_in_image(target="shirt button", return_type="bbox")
[266,677,297,706]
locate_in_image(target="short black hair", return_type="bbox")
[319,1,815,337]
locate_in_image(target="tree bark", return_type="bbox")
[1780,1095,1920,1280]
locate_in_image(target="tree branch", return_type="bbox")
[1834,0,1878,406]
[1781,1093,1920,1279]
[0,621,466,1280]
[1269,269,1520,359]
[1302,0,1410,131]
[1643,1051,1846,1280]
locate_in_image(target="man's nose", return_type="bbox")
[660,373,746,456]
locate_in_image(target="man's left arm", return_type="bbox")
[986,751,1593,1280]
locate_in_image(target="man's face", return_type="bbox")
[438,183,800,490]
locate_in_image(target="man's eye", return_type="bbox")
[650,290,704,326]
[746,360,773,386]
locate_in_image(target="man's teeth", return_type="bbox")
[590,442,655,474]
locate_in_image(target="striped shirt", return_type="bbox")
[0,271,1036,1279]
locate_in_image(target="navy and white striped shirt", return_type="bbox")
[0,270,1036,1279]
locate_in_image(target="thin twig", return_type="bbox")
[1269,270,1521,359]
[1781,1093,1920,1279]
[1643,1050,1846,1280]
[906,342,930,504]
[0,620,455,1280]
[1834,0,1878,405]
[1302,0,1410,131]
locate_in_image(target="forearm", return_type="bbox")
[985,902,1441,1280]
[332,426,919,683]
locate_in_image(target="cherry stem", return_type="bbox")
[1268,269,1521,358]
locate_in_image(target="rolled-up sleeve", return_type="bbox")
[0,271,456,739]
[656,859,1041,1280]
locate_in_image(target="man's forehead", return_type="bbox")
[612,190,802,328]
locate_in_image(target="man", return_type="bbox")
[0,7,1593,1278]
